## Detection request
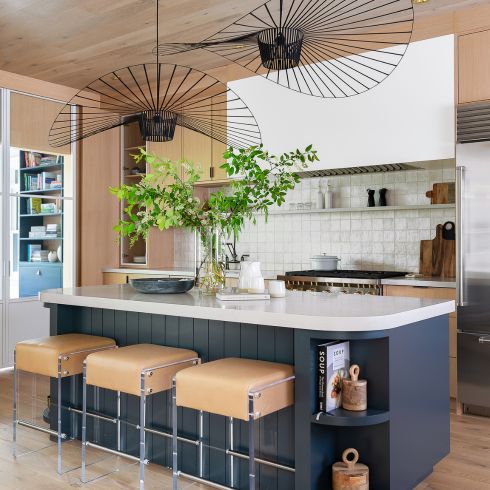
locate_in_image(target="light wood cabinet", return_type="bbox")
[102,272,128,285]
[147,126,183,163]
[458,29,490,103]
[384,285,457,398]
[182,127,212,179]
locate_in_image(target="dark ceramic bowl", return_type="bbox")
[129,277,194,294]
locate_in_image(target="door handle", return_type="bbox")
[479,335,490,344]
[36,269,42,276]
[456,166,466,306]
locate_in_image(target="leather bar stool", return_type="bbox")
[172,357,295,490]
[13,333,116,474]
[82,343,199,490]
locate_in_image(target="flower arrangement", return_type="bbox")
[110,144,318,292]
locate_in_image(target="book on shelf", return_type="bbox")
[27,244,41,262]
[317,341,350,413]
[26,197,42,214]
[23,172,62,191]
[40,202,58,214]
[30,253,49,262]
[41,172,57,190]
[24,174,40,191]
[23,152,63,168]
[23,151,42,168]
[39,155,62,166]
[28,224,61,239]
[49,179,63,189]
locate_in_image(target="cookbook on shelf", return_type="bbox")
[317,341,350,412]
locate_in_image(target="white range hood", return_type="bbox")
[229,35,455,170]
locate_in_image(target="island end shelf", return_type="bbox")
[40,285,454,490]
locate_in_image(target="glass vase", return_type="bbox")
[197,228,225,295]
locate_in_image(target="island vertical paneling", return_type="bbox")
[49,305,295,490]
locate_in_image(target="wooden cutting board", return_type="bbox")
[420,224,456,278]
[426,183,455,204]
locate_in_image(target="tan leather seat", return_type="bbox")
[16,334,116,378]
[85,344,198,397]
[176,358,294,421]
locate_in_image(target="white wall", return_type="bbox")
[229,35,455,169]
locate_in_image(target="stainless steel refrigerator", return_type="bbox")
[456,136,490,410]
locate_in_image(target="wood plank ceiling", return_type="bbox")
[0,0,488,91]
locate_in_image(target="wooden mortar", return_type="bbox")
[342,365,367,411]
[332,448,369,490]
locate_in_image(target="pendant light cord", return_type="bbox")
[156,0,160,109]
[156,0,159,67]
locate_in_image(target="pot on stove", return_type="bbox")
[310,254,341,271]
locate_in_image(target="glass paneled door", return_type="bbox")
[0,90,76,368]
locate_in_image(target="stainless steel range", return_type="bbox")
[277,270,407,295]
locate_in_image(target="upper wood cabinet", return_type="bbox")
[148,124,228,184]
[458,29,490,104]
[182,127,212,179]
[10,93,71,155]
[147,126,183,163]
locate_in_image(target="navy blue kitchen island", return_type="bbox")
[41,285,455,490]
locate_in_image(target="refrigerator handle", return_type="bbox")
[456,165,466,307]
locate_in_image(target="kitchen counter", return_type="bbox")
[42,284,452,490]
[381,276,456,288]
[103,268,457,287]
[40,285,454,332]
[102,267,279,280]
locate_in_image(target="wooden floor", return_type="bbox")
[1,370,490,489]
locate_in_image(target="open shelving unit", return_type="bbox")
[120,123,147,267]
[17,149,64,297]
[307,335,390,489]
[265,203,455,216]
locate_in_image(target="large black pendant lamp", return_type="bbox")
[49,1,261,148]
[156,0,414,98]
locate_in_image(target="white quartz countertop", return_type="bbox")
[40,285,455,332]
[381,277,456,288]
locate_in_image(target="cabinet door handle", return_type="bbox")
[209,166,214,179]
[479,335,490,344]
[36,269,42,276]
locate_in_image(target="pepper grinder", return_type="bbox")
[367,189,375,207]
[379,188,388,207]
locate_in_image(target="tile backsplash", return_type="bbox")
[175,163,456,274]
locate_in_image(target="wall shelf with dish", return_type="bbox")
[264,203,456,216]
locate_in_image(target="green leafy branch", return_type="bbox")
[110,144,319,246]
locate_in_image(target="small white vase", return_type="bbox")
[48,251,58,263]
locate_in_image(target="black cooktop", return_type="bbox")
[285,270,407,280]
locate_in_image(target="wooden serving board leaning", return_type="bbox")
[420,222,456,278]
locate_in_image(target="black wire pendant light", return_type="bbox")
[156,0,414,98]
[48,1,261,148]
